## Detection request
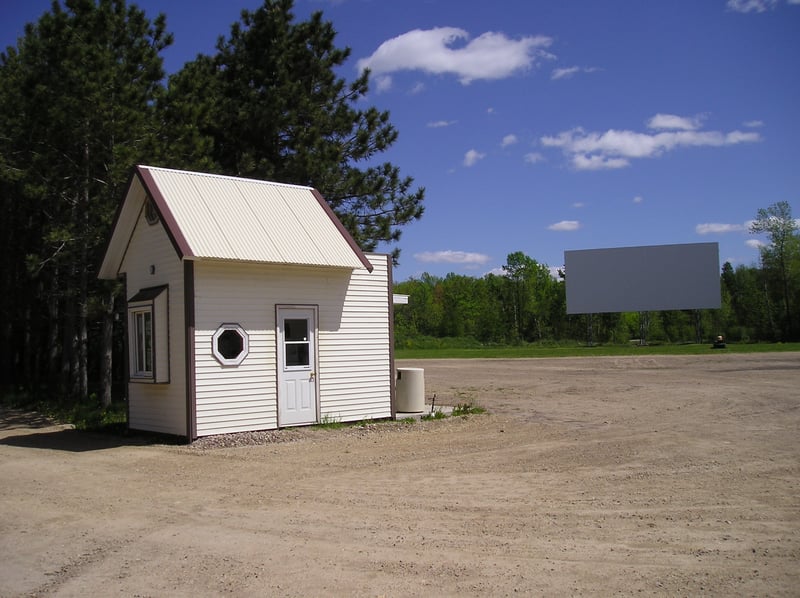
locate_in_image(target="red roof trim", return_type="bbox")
[310,189,373,273]
[136,165,194,260]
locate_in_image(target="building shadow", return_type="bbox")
[0,408,179,452]
[0,428,144,452]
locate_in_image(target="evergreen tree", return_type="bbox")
[0,0,172,402]
[160,0,424,262]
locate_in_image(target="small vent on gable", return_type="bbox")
[145,198,159,225]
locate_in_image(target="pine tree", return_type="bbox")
[160,0,424,261]
[0,0,172,402]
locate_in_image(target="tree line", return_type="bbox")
[0,0,424,405]
[395,202,799,347]
[1,1,795,409]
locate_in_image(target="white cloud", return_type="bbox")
[375,75,393,92]
[548,220,581,231]
[632,195,644,204]
[414,250,491,265]
[501,134,518,147]
[647,113,703,131]
[464,149,486,167]
[726,130,761,143]
[696,222,747,234]
[487,107,495,114]
[357,27,554,85]
[524,152,545,164]
[727,0,778,12]
[427,120,456,128]
[541,118,762,170]
[551,66,580,80]
[573,201,586,208]
[551,65,598,80]
[410,82,426,95]
[571,153,630,170]
[727,0,800,10]
[746,239,766,248]
[744,119,764,128]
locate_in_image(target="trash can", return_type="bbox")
[396,367,425,413]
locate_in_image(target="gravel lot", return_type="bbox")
[1,351,798,596]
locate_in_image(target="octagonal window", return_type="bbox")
[212,323,249,366]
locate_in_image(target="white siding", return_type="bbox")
[319,255,392,422]
[119,208,186,436]
[193,254,391,436]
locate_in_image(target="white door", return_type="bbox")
[277,307,318,426]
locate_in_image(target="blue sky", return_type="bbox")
[2,0,799,282]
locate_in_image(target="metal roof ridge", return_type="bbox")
[137,165,315,191]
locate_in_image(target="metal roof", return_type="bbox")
[99,165,372,278]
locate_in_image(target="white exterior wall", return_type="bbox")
[120,206,186,436]
[193,254,391,437]
[318,254,392,422]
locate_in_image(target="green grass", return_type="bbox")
[395,341,800,360]
[451,402,486,416]
[315,414,345,429]
[421,409,447,421]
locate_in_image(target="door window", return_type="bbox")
[283,318,310,368]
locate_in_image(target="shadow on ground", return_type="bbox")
[0,407,176,452]
[0,408,59,431]
[0,428,147,452]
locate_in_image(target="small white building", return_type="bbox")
[99,165,395,440]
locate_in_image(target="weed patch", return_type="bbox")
[421,409,447,421]
[452,402,486,416]
[315,414,345,429]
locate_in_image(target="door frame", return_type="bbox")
[275,304,319,427]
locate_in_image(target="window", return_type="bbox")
[212,323,249,366]
[132,308,153,376]
[283,318,310,368]
[127,285,169,383]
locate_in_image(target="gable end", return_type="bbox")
[136,166,194,261]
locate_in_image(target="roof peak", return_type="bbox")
[137,165,315,192]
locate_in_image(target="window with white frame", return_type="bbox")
[127,285,169,383]
[212,323,249,366]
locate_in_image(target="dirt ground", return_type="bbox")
[1,352,798,597]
